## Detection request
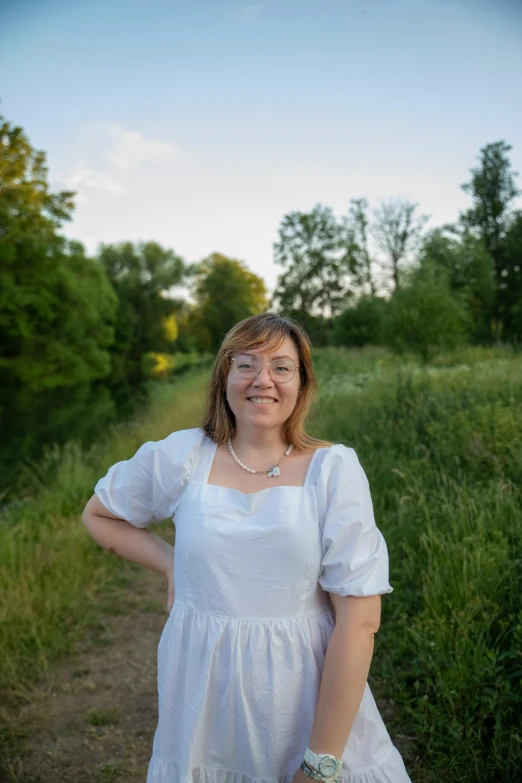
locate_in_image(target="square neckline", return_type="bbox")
[203,435,329,497]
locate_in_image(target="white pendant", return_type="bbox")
[270,465,280,477]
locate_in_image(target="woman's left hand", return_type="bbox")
[291,769,338,783]
[291,767,311,783]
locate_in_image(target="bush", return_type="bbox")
[331,295,388,347]
[383,262,473,363]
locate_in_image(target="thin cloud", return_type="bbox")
[54,121,181,202]
[229,3,264,23]
[64,166,129,195]
[105,123,180,172]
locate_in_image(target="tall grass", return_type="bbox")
[1,345,521,781]
[310,344,522,782]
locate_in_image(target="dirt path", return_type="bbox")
[6,545,416,782]
[6,558,169,783]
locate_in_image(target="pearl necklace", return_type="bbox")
[227,439,294,478]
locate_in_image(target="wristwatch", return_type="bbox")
[300,748,342,782]
[301,761,338,783]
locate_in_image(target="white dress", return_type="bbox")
[94,427,411,783]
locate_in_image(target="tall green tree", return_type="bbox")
[97,241,186,384]
[420,228,495,343]
[272,204,351,321]
[0,115,117,391]
[189,253,267,352]
[458,141,521,341]
[340,198,377,296]
[499,211,522,341]
[460,141,520,275]
[371,197,429,292]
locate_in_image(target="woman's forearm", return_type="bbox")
[307,625,376,760]
[82,513,174,575]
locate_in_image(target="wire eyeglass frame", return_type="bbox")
[231,355,299,383]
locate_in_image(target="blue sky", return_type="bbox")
[1,0,522,296]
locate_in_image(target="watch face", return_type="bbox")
[319,757,340,777]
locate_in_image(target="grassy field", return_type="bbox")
[1,345,521,782]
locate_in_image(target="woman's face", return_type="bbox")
[226,336,301,433]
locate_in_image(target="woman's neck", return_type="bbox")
[230,427,290,460]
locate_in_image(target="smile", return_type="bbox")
[247,398,277,405]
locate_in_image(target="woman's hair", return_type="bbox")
[201,312,333,452]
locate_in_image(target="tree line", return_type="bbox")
[1,112,521,409]
[272,141,521,358]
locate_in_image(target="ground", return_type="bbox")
[5,559,166,783]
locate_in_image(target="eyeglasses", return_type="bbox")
[231,354,299,383]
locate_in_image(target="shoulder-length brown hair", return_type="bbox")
[201,312,333,452]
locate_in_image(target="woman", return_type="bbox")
[82,312,411,783]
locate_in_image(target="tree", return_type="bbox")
[460,141,520,277]
[458,141,521,341]
[190,253,268,352]
[383,261,472,363]
[371,198,429,292]
[171,301,203,353]
[420,228,495,343]
[272,204,351,320]
[499,212,522,342]
[97,240,186,384]
[0,115,75,247]
[0,115,117,391]
[340,198,377,296]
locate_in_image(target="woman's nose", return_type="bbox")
[254,364,273,385]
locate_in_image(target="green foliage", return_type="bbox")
[498,211,522,342]
[311,345,522,781]
[172,304,206,353]
[292,311,334,348]
[420,229,495,343]
[331,295,388,347]
[340,198,377,296]
[460,140,520,264]
[0,116,75,243]
[272,204,351,318]
[189,253,268,352]
[96,241,187,384]
[458,141,522,341]
[383,261,473,363]
[6,242,117,389]
[0,116,118,391]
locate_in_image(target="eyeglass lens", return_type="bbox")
[234,355,296,381]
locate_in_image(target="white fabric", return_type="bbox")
[94,427,411,783]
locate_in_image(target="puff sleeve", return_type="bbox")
[94,427,204,528]
[317,444,393,597]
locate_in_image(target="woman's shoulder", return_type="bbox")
[158,426,207,459]
[162,425,205,444]
[316,442,358,471]
[314,442,367,491]
[303,442,357,490]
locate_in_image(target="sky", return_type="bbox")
[1,0,522,298]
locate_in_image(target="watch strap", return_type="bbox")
[300,760,338,782]
[301,748,341,782]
